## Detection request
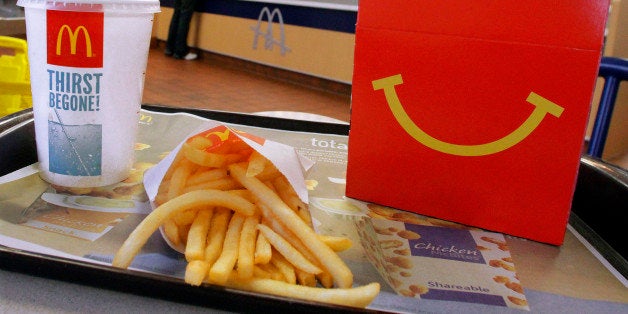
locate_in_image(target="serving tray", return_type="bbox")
[1,105,626,313]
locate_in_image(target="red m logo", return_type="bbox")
[47,9,103,68]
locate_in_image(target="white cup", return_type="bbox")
[18,0,160,187]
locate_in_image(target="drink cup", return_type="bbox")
[17,0,160,187]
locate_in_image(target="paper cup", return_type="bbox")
[18,0,159,187]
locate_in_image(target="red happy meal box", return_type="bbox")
[346,0,610,245]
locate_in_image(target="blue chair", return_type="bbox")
[587,56,628,158]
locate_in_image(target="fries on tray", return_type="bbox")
[112,125,380,308]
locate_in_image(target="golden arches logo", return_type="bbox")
[373,74,564,156]
[56,25,93,57]
[139,114,153,125]
[206,128,232,142]
[250,7,291,56]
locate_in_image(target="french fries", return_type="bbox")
[185,208,213,261]
[209,213,245,285]
[257,224,321,275]
[237,214,261,280]
[227,276,381,309]
[112,189,256,268]
[254,232,272,265]
[228,163,353,289]
[317,234,353,252]
[112,126,379,308]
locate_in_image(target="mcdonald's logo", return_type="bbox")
[139,113,153,125]
[250,7,291,56]
[47,9,103,68]
[56,25,93,57]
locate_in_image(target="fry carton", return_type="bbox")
[346,0,610,244]
[142,121,313,252]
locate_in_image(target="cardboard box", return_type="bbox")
[346,0,610,245]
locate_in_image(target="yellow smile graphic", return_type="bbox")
[372,74,565,156]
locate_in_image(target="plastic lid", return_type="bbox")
[17,0,160,13]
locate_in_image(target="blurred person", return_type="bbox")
[165,0,198,60]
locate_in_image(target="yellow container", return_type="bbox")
[0,36,32,117]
